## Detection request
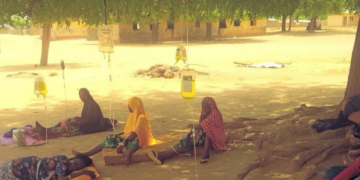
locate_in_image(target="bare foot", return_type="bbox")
[124,158,131,166]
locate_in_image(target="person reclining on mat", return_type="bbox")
[312,94,360,179]
[0,154,95,180]
[35,88,117,137]
[312,94,360,137]
[147,97,227,165]
[72,97,154,166]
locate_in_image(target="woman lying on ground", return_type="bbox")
[312,93,360,136]
[72,97,154,165]
[35,88,117,137]
[147,97,227,165]
[0,154,95,180]
[313,94,360,179]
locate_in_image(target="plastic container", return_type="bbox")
[181,69,196,102]
[34,76,48,98]
[13,129,26,147]
[175,47,182,61]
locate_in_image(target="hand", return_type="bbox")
[116,142,125,153]
[82,170,96,179]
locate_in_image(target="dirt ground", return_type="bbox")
[0,27,358,180]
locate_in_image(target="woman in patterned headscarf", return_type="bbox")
[147,97,226,165]
[72,97,154,165]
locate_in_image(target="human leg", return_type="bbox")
[200,133,211,164]
[73,134,122,156]
[72,144,103,157]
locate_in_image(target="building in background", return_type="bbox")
[327,12,359,27]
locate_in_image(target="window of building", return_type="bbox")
[149,24,152,30]
[350,16,354,21]
[133,23,140,30]
[195,21,200,28]
[219,20,227,28]
[234,19,240,26]
[250,19,257,26]
[167,22,174,29]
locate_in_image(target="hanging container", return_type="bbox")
[34,76,48,98]
[181,69,196,102]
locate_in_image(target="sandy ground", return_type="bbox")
[0,27,358,180]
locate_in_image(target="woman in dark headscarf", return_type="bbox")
[76,88,106,134]
[36,88,115,136]
[147,97,226,165]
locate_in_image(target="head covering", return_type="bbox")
[79,88,105,133]
[123,97,154,147]
[200,97,227,151]
[79,88,94,102]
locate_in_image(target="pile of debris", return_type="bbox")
[135,64,181,79]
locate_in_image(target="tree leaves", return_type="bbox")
[0,0,356,28]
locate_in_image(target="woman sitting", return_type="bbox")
[72,97,154,165]
[36,88,116,137]
[147,97,226,165]
[0,154,95,180]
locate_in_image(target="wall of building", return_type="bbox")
[328,14,359,27]
[24,18,267,43]
[266,20,309,28]
[118,18,267,43]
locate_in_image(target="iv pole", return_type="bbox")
[103,0,115,131]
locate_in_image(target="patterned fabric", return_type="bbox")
[11,155,70,180]
[173,129,205,154]
[0,161,19,180]
[51,119,80,137]
[100,134,139,150]
[200,97,227,151]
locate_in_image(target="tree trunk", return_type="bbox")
[40,23,51,66]
[281,14,287,32]
[308,16,317,33]
[288,16,292,32]
[151,22,159,44]
[206,22,212,40]
[344,18,360,99]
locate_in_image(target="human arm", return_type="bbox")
[117,132,137,153]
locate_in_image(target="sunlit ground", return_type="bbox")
[0,27,357,179]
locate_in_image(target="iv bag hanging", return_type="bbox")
[34,76,48,98]
[181,69,196,102]
[175,46,187,63]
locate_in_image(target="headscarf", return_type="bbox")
[123,97,154,147]
[79,88,105,132]
[200,97,227,151]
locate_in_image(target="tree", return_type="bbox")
[235,2,360,179]
[113,0,177,43]
[187,0,220,40]
[344,0,360,98]
[297,0,344,32]
[8,16,30,35]
[0,0,80,66]
[264,0,301,32]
